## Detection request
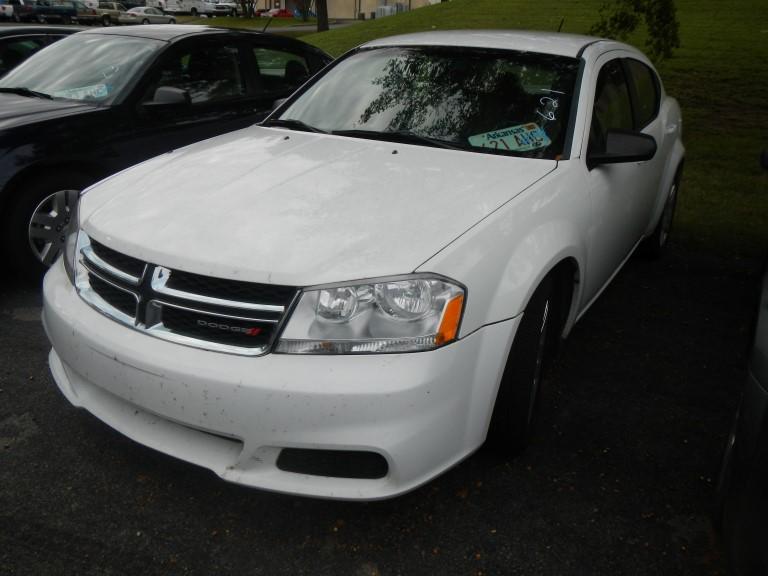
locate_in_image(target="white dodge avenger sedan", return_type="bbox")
[43,31,684,499]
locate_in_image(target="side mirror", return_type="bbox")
[587,129,657,170]
[143,86,191,108]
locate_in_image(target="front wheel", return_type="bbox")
[101,14,111,25]
[488,277,554,456]
[35,13,46,23]
[168,17,176,23]
[189,7,197,16]
[5,172,91,276]
[141,17,149,23]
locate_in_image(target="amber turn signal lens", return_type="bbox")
[436,294,464,346]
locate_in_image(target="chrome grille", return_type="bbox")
[89,239,146,280]
[74,232,298,356]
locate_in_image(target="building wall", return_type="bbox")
[327,0,435,20]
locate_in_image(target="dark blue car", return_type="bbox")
[718,151,768,576]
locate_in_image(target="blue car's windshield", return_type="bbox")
[0,33,162,104]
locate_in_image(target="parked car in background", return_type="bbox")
[7,0,41,22]
[260,7,291,17]
[28,0,78,23]
[718,151,768,576]
[0,25,331,274]
[41,31,684,500]
[73,0,102,23]
[0,25,80,76]
[121,5,174,23]
[0,0,14,19]
[164,0,214,16]
[212,0,237,17]
[96,1,127,24]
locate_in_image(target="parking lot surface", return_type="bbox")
[0,243,759,575]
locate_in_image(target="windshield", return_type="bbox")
[278,46,580,159]
[0,34,163,104]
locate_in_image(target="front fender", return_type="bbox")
[418,166,589,337]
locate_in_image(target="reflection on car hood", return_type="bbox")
[0,94,100,130]
[81,126,558,286]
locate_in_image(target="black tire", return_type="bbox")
[101,14,111,25]
[715,408,739,529]
[641,166,683,258]
[61,14,71,24]
[36,14,46,23]
[169,17,175,23]
[141,17,149,23]
[488,277,555,456]
[12,13,21,22]
[189,7,197,16]
[4,171,92,277]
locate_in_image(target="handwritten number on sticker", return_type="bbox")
[536,96,559,121]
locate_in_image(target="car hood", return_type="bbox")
[0,94,100,130]
[81,126,557,286]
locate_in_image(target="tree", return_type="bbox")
[589,0,680,61]
[316,0,328,31]
[238,0,255,18]
[296,0,312,21]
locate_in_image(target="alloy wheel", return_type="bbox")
[27,189,79,267]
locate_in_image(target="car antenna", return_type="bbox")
[557,18,564,32]
[262,17,272,32]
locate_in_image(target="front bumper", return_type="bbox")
[43,260,519,500]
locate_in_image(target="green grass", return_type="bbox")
[301,0,768,257]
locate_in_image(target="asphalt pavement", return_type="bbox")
[0,242,760,575]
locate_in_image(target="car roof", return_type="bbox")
[0,25,85,37]
[362,30,626,58]
[76,25,332,58]
[77,24,323,46]
[78,24,223,41]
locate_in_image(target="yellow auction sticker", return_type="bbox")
[468,123,551,152]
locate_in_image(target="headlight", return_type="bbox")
[275,275,465,354]
[62,193,82,284]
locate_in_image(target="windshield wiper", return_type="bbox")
[331,129,462,151]
[261,118,328,134]
[0,87,53,100]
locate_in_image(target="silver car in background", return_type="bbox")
[120,6,175,23]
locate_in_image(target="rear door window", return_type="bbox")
[625,58,660,128]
